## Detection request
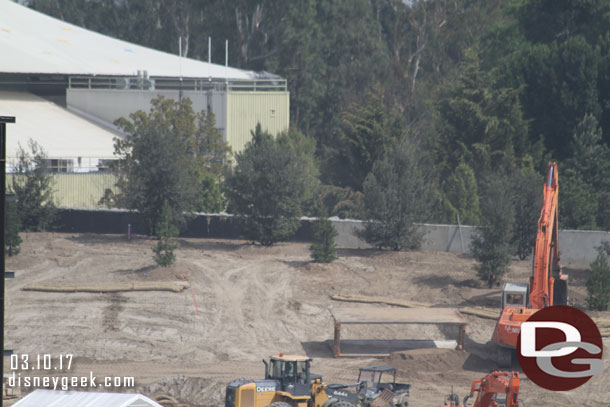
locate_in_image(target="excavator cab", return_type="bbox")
[500,283,528,309]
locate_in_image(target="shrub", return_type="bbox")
[310,217,338,262]
[587,241,610,311]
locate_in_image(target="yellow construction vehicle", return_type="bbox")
[225,354,410,407]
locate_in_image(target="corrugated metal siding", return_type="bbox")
[226,91,289,153]
[7,173,118,209]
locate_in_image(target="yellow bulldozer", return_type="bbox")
[225,354,410,407]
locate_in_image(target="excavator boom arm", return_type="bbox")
[530,162,563,309]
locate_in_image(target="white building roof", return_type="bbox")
[0,0,256,79]
[13,389,163,407]
[0,91,118,159]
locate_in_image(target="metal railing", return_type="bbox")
[6,157,119,173]
[68,75,287,92]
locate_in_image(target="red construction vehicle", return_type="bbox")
[462,371,520,407]
[441,371,520,407]
[491,162,568,364]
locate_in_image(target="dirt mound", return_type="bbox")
[139,375,225,407]
[388,349,468,374]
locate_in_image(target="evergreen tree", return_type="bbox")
[437,48,529,178]
[587,241,610,311]
[561,169,598,230]
[310,216,338,263]
[502,37,601,160]
[112,96,231,233]
[440,161,481,225]
[470,172,515,287]
[192,111,231,213]
[562,115,610,230]
[11,140,56,231]
[325,90,403,191]
[360,138,434,250]
[199,174,225,214]
[511,163,543,259]
[226,125,318,246]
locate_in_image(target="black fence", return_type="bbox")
[53,209,314,242]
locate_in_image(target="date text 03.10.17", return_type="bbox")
[10,354,73,371]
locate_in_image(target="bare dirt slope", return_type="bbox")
[4,233,609,406]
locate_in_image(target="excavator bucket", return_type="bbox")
[370,389,395,407]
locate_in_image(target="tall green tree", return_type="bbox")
[113,96,230,233]
[11,140,56,232]
[226,125,318,246]
[470,172,515,287]
[360,138,434,250]
[439,161,481,225]
[436,48,529,178]
[191,111,232,213]
[262,0,325,132]
[560,169,598,230]
[561,115,610,229]
[502,37,601,159]
[511,163,543,259]
[325,90,403,191]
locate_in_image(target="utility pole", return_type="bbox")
[0,116,15,407]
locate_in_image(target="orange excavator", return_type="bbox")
[441,371,520,407]
[463,371,520,407]
[491,162,568,364]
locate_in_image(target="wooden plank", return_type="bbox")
[330,294,431,308]
[330,294,500,320]
[23,281,190,293]
[330,307,466,325]
[459,306,500,320]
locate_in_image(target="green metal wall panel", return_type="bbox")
[7,173,118,209]
[226,91,289,153]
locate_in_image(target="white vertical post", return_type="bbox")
[225,39,229,84]
[179,37,183,100]
[208,37,212,83]
[179,37,183,80]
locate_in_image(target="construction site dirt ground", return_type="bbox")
[4,232,610,406]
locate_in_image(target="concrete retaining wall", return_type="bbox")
[331,218,608,265]
[53,209,608,265]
